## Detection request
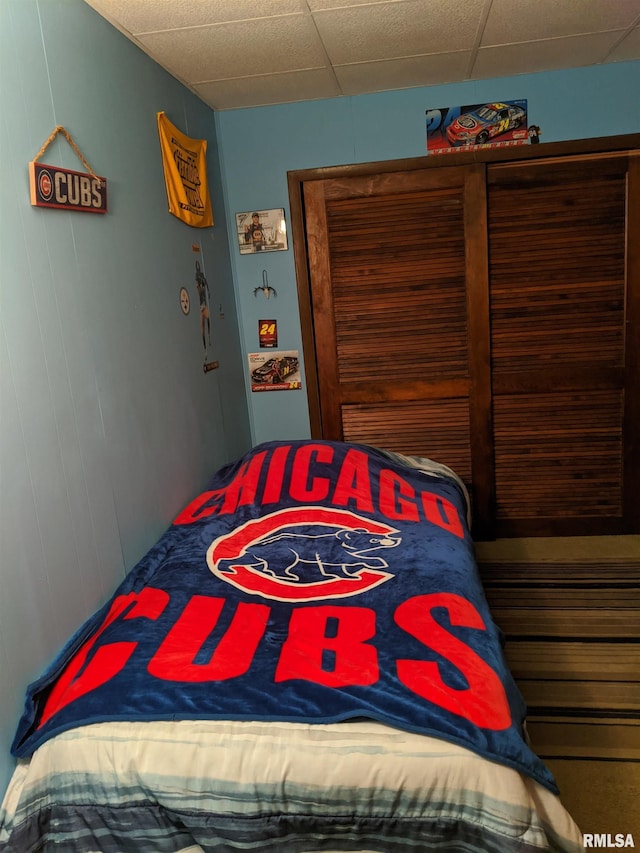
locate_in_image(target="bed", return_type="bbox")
[0,439,583,852]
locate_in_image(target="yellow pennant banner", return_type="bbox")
[157,112,213,228]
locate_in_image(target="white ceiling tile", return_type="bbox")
[193,68,342,110]
[607,26,640,61]
[472,32,626,79]
[138,15,328,82]
[83,0,640,109]
[85,0,308,34]
[312,0,485,65]
[335,51,472,95]
[482,0,640,46]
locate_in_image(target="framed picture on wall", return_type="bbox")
[236,208,288,254]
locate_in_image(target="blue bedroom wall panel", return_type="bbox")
[0,0,250,796]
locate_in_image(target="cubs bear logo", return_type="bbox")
[207,507,401,602]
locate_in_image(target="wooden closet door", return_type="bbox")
[303,165,494,535]
[487,154,640,535]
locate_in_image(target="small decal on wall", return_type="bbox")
[259,320,278,348]
[188,243,215,374]
[249,351,301,391]
[254,270,277,299]
[195,259,212,363]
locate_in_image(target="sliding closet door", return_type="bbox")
[303,165,494,535]
[487,154,640,535]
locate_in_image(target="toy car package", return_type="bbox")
[426,100,529,155]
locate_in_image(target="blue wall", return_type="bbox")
[216,60,640,445]
[0,0,250,795]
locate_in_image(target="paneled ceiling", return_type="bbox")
[84,0,640,111]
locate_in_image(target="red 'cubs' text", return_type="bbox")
[38,590,511,733]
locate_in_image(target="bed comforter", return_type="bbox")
[1,440,583,851]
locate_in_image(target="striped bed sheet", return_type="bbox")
[1,718,583,852]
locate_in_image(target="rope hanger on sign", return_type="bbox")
[33,125,99,177]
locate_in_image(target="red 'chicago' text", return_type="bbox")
[174,443,465,538]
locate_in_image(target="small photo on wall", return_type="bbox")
[236,208,288,254]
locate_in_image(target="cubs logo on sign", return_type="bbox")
[37,169,54,201]
[207,507,400,602]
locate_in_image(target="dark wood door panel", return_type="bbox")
[488,157,627,376]
[492,388,624,536]
[305,180,470,389]
[487,155,637,534]
[340,398,473,481]
[303,164,494,535]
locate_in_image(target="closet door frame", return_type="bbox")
[288,134,640,437]
[625,153,640,532]
[287,134,640,537]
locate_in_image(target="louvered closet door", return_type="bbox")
[303,165,494,535]
[487,154,640,535]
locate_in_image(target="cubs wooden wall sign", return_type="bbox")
[29,161,108,213]
[28,125,108,214]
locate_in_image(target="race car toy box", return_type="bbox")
[426,100,529,154]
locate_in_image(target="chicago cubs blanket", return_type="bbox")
[10,439,557,794]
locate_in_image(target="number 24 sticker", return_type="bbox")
[259,319,278,348]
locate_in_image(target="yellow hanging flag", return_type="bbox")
[157,112,213,228]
